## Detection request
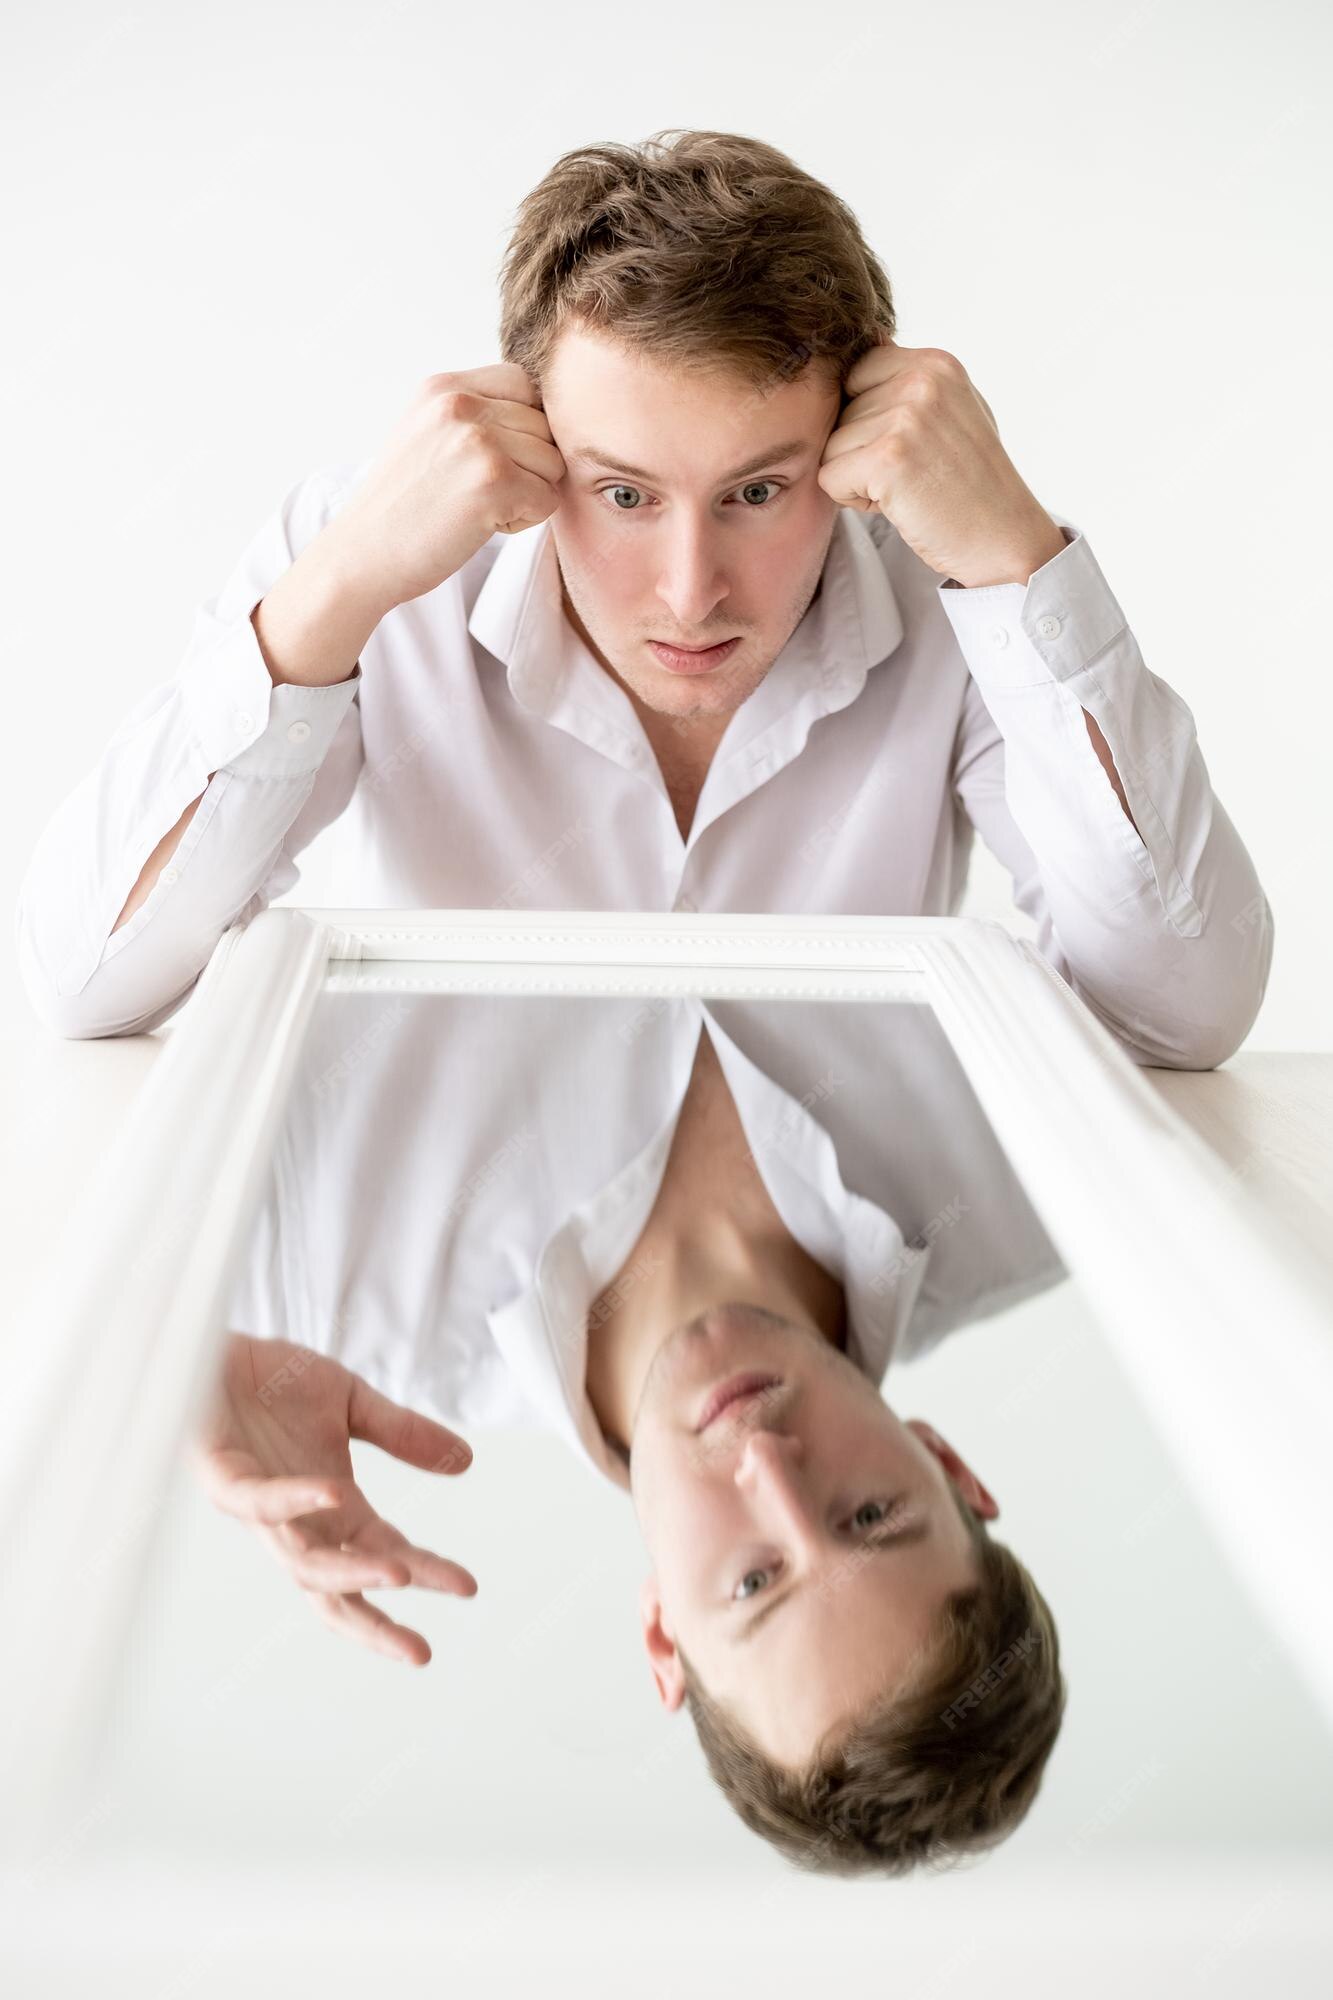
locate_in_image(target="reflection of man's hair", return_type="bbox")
[677,1484,1065,1876]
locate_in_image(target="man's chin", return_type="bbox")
[630,664,757,715]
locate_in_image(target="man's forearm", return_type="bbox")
[110,524,385,934]
[945,527,1141,834]
[251,518,393,689]
[941,519,1272,1066]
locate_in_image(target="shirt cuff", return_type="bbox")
[176,590,363,779]
[935,519,1130,694]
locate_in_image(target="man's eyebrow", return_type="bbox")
[565,438,816,487]
[734,1520,930,1646]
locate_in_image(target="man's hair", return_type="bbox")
[677,1483,1066,1877]
[498,128,896,398]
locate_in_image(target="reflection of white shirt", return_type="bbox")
[221,995,1063,1492]
[17,463,1269,1067]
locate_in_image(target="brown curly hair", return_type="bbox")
[677,1482,1066,1877]
[497,127,896,398]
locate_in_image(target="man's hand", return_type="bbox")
[189,1334,477,1667]
[817,337,1066,588]
[328,364,566,611]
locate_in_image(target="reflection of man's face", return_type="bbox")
[629,1305,995,1772]
[538,323,844,725]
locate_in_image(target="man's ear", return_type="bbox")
[639,1574,686,1711]
[905,1417,1000,1521]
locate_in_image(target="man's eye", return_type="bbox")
[597,479,786,513]
[731,1501,899,1600]
[735,479,782,506]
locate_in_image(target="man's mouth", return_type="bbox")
[647,637,741,675]
[694,1372,782,1432]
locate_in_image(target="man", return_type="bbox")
[16,129,1271,1064]
[13,125,1261,1870]
[196,990,1067,1876]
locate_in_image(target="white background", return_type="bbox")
[3,1,1331,1991]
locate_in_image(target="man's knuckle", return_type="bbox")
[905,368,942,403]
[435,385,478,423]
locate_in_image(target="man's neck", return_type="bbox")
[584,1025,848,1454]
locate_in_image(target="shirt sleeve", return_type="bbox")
[943,516,1274,1070]
[14,465,369,1039]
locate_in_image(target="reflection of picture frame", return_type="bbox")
[4,909,1331,1828]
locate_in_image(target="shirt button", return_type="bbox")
[286,719,312,744]
[1036,614,1063,640]
[160,865,178,885]
[992,626,1010,649]
[233,709,255,734]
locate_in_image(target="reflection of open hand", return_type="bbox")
[189,1333,477,1667]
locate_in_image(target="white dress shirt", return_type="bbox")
[15,458,1272,1065]
[221,992,1065,1490]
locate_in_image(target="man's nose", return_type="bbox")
[656,523,730,627]
[734,1428,816,1537]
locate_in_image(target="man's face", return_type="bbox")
[629,1305,996,1772]
[538,324,845,724]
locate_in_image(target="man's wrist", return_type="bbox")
[253,529,387,689]
[943,519,1071,589]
